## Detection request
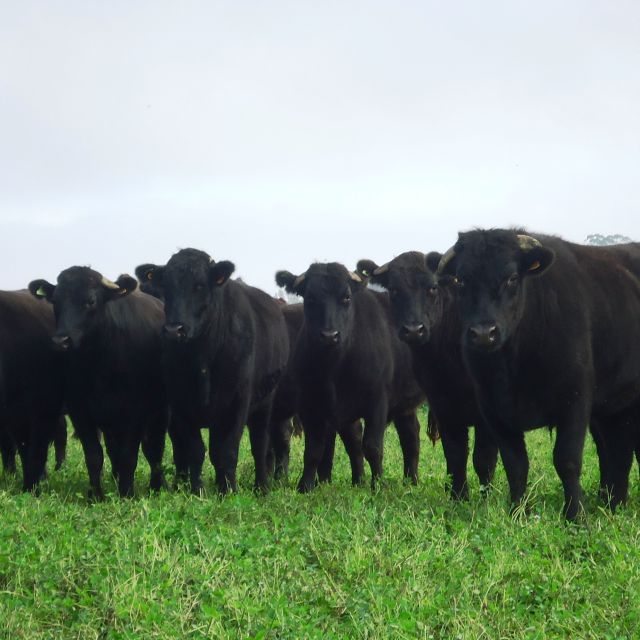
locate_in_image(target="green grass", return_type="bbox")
[1,411,640,639]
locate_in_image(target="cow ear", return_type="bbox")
[520,247,555,277]
[357,259,385,286]
[102,274,134,300]
[275,270,305,295]
[135,263,163,287]
[425,252,442,274]
[29,279,55,301]
[210,260,235,287]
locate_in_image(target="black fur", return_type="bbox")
[357,252,498,499]
[28,268,168,499]
[138,249,289,494]
[0,291,65,489]
[439,229,640,519]
[276,262,425,492]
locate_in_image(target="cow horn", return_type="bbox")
[293,273,306,289]
[436,247,456,275]
[101,276,120,290]
[372,263,389,275]
[517,234,542,251]
[349,271,362,283]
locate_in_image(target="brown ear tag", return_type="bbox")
[146,272,153,280]
[528,260,541,272]
[215,276,226,285]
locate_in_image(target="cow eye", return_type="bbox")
[506,274,519,287]
[84,299,96,310]
[427,285,438,296]
[453,277,464,288]
[341,294,351,305]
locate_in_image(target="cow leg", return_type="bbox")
[248,408,272,494]
[439,423,469,500]
[554,413,589,521]
[362,397,389,490]
[0,429,17,474]
[53,416,67,471]
[141,420,167,493]
[589,420,611,503]
[168,414,189,488]
[598,411,636,510]
[298,417,329,493]
[116,434,140,498]
[209,424,243,494]
[317,429,337,483]
[187,427,206,494]
[103,430,120,483]
[23,418,52,493]
[338,420,364,486]
[78,426,105,501]
[494,429,529,512]
[270,418,293,481]
[393,412,420,485]
[472,423,498,495]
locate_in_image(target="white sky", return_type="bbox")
[1,1,639,293]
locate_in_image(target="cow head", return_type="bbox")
[438,229,555,352]
[135,248,234,342]
[356,251,443,345]
[135,262,165,301]
[28,267,137,350]
[276,263,363,349]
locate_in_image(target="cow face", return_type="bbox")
[438,230,555,352]
[276,263,363,349]
[357,251,443,346]
[136,249,234,342]
[28,267,136,350]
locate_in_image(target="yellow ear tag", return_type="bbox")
[528,260,541,271]
[118,288,127,295]
[146,272,153,280]
[36,286,46,297]
[216,276,225,285]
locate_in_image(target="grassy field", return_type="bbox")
[1,411,640,639]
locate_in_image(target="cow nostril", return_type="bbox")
[52,335,70,351]
[488,326,498,342]
[417,324,425,336]
[164,324,186,339]
[320,330,339,344]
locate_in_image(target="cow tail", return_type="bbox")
[426,406,440,444]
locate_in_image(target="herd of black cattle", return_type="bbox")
[2,228,640,520]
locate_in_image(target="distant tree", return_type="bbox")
[585,233,633,246]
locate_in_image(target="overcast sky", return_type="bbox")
[1,1,639,292]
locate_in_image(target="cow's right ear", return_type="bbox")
[28,279,55,301]
[275,270,306,295]
[357,259,389,288]
[135,264,164,288]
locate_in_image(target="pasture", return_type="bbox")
[1,411,639,639]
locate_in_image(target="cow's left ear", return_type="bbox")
[209,260,235,287]
[520,246,555,277]
[29,279,55,301]
[102,274,136,300]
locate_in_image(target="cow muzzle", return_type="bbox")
[163,323,187,341]
[319,330,340,346]
[401,323,427,344]
[52,335,71,351]
[466,324,500,350]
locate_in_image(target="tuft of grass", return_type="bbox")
[1,409,639,639]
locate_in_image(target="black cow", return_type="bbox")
[276,262,425,492]
[29,268,168,499]
[0,290,65,489]
[268,303,366,483]
[357,253,498,498]
[135,249,289,494]
[438,229,640,519]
